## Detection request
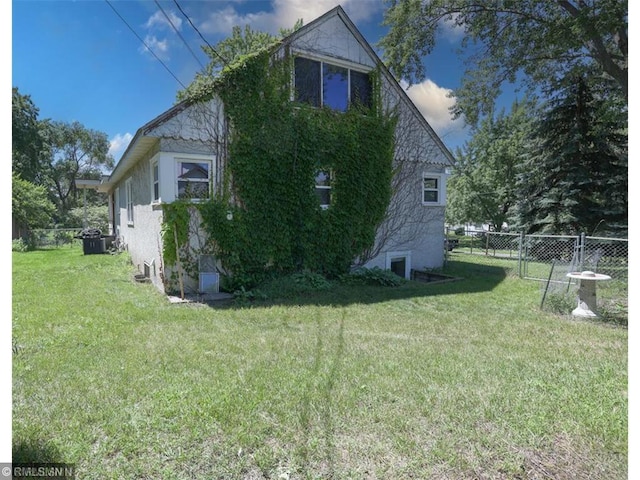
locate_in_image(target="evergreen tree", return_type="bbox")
[514,76,627,235]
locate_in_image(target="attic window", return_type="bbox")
[177,160,211,200]
[294,56,372,111]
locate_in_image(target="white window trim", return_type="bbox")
[175,157,213,202]
[385,251,412,280]
[422,172,447,207]
[151,159,160,204]
[315,170,332,209]
[291,49,373,74]
[125,178,134,225]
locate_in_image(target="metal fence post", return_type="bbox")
[518,232,524,278]
[579,233,586,271]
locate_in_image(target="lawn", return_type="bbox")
[12,246,627,479]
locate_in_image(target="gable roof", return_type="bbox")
[281,6,455,165]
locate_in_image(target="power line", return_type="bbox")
[104,0,187,89]
[153,0,205,70]
[172,0,229,66]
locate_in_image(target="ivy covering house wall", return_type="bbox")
[163,47,396,289]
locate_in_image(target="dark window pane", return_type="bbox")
[390,257,406,278]
[295,57,321,107]
[153,183,159,201]
[423,190,438,203]
[316,187,331,206]
[351,70,372,108]
[323,63,348,111]
[178,181,209,199]
[424,178,438,190]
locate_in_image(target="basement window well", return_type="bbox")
[386,251,411,279]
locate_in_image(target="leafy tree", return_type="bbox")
[12,173,56,233]
[41,120,114,221]
[67,205,110,233]
[380,0,628,125]
[446,98,536,231]
[513,75,627,235]
[12,87,45,182]
[177,21,303,101]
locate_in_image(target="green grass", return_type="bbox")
[13,247,627,479]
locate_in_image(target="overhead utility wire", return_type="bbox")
[104,0,187,89]
[153,0,205,70]
[172,0,229,66]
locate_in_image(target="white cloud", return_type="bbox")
[139,9,183,60]
[109,133,133,161]
[441,13,465,42]
[145,9,183,31]
[400,79,467,139]
[199,0,383,36]
[139,35,170,59]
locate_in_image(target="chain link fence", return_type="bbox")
[445,228,628,323]
[13,228,83,250]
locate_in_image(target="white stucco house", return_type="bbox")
[95,6,455,293]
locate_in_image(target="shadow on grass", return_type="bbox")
[201,259,508,310]
[13,437,64,463]
[296,312,345,475]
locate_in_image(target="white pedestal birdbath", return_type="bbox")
[566,271,611,318]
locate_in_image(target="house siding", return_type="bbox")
[115,147,165,291]
[289,14,377,68]
[359,60,450,276]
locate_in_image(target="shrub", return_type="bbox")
[340,267,406,287]
[256,271,333,299]
[290,271,332,290]
[12,238,29,252]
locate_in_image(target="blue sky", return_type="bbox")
[11,0,481,164]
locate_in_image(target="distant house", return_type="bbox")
[95,6,455,293]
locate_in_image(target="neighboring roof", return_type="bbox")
[76,176,111,193]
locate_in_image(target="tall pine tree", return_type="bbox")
[514,76,627,236]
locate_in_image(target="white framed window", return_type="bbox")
[176,159,211,200]
[315,170,332,209]
[385,251,411,279]
[125,178,134,225]
[151,160,160,203]
[294,56,373,111]
[422,173,446,206]
[114,186,121,228]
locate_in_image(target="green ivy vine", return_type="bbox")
[165,48,396,288]
[161,200,191,266]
